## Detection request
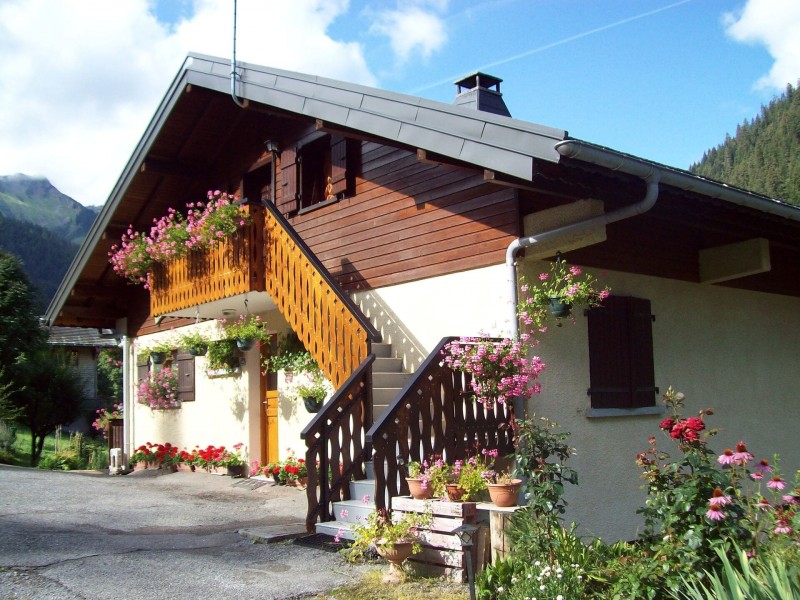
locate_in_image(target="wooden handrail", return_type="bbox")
[366,336,515,511]
[301,354,375,530]
[262,201,379,388]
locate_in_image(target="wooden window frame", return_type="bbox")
[586,295,661,417]
[136,350,195,404]
[279,134,355,214]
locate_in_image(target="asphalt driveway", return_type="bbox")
[0,465,367,599]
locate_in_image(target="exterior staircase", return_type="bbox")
[314,340,410,539]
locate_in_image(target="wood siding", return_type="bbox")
[283,143,519,291]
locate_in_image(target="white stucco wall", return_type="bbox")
[361,260,800,542]
[130,321,261,466]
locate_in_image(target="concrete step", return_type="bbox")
[371,342,393,358]
[372,387,402,407]
[332,499,375,523]
[372,371,412,388]
[373,357,403,373]
[316,519,357,541]
[350,478,374,501]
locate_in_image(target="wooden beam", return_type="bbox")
[416,149,481,175]
[59,305,125,321]
[484,169,540,191]
[699,238,771,284]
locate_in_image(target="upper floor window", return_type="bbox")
[587,295,657,411]
[278,134,356,214]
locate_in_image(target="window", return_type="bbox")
[279,134,355,214]
[136,351,195,403]
[587,295,657,412]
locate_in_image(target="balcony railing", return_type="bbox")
[149,205,265,316]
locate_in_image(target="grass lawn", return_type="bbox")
[318,570,470,600]
[1,424,107,469]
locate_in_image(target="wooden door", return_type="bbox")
[260,336,279,465]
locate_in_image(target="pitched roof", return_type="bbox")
[47,326,119,347]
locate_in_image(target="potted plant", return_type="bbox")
[294,368,331,413]
[405,456,450,499]
[447,452,493,502]
[262,332,317,380]
[141,338,176,365]
[517,256,610,326]
[345,506,432,575]
[486,471,523,507]
[441,336,546,408]
[205,339,242,374]
[178,330,209,356]
[137,367,180,410]
[221,314,267,350]
[220,442,247,478]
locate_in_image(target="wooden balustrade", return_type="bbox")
[149,205,265,315]
[366,337,516,511]
[301,355,375,530]
[262,201,379,389]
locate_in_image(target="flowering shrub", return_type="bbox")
[517,258,610,329]
[441,336,545,407]
[91,403,123,438]
[137,367,180,410]
[108,190,251,284]
[622,386,800,597]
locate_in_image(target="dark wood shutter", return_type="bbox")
[278,146,299,214]
[329,135,348,196]
[588,296,655,409]
[175,352,195,403]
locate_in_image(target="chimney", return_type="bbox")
[453,72,511,117]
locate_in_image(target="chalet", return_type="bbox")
[45,54,800,542]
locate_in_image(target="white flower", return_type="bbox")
[557,596,564,600]
[539,585,546,591]
[497,587,504,593]
[534,560,541,567]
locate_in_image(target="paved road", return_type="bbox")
[0,465,367,599]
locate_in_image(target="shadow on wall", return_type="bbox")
[353,288,427,372]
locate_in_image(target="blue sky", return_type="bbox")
[0,0,797,206]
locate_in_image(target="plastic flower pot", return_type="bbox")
[548,297,571,317]
[150,351,168,365]
[303,396,323,413]
[236,337,255,351]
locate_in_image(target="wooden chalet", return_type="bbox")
[46,54,800,541]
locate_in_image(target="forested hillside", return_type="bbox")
[0,213,79,310]
[690,83,800,206]
[0,174,96,244]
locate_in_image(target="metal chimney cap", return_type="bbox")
[454,72,503,94]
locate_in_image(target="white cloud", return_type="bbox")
[369,2,448,64]
[0,0,376,206]
[724,0,800,90]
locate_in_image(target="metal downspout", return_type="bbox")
[121,334,131,470]
[506,140,661,417]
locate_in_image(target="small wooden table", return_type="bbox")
[476,503,525,562]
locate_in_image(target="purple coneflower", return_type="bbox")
[717,449,736,466]
[708,488,731,507]
[767,476,786,491]
[732,442,754,465]
[705,505,725,521]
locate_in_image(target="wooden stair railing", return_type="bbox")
[260,201,380,530]
[262,201,379,389]
[301,354,375,530]
[366,336,516,511]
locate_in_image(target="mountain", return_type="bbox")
[0,174,97,244]
[0,174,97,309]
[690,83,800,206]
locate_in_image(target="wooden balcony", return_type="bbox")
[149,207,265,316]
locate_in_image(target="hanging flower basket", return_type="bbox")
[149,351,168,365]
[303,396,323,413]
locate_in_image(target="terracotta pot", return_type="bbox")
[487,479,523,507]
[445,483,465,502]
[376,540,414,566]
[406,477,433,500]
